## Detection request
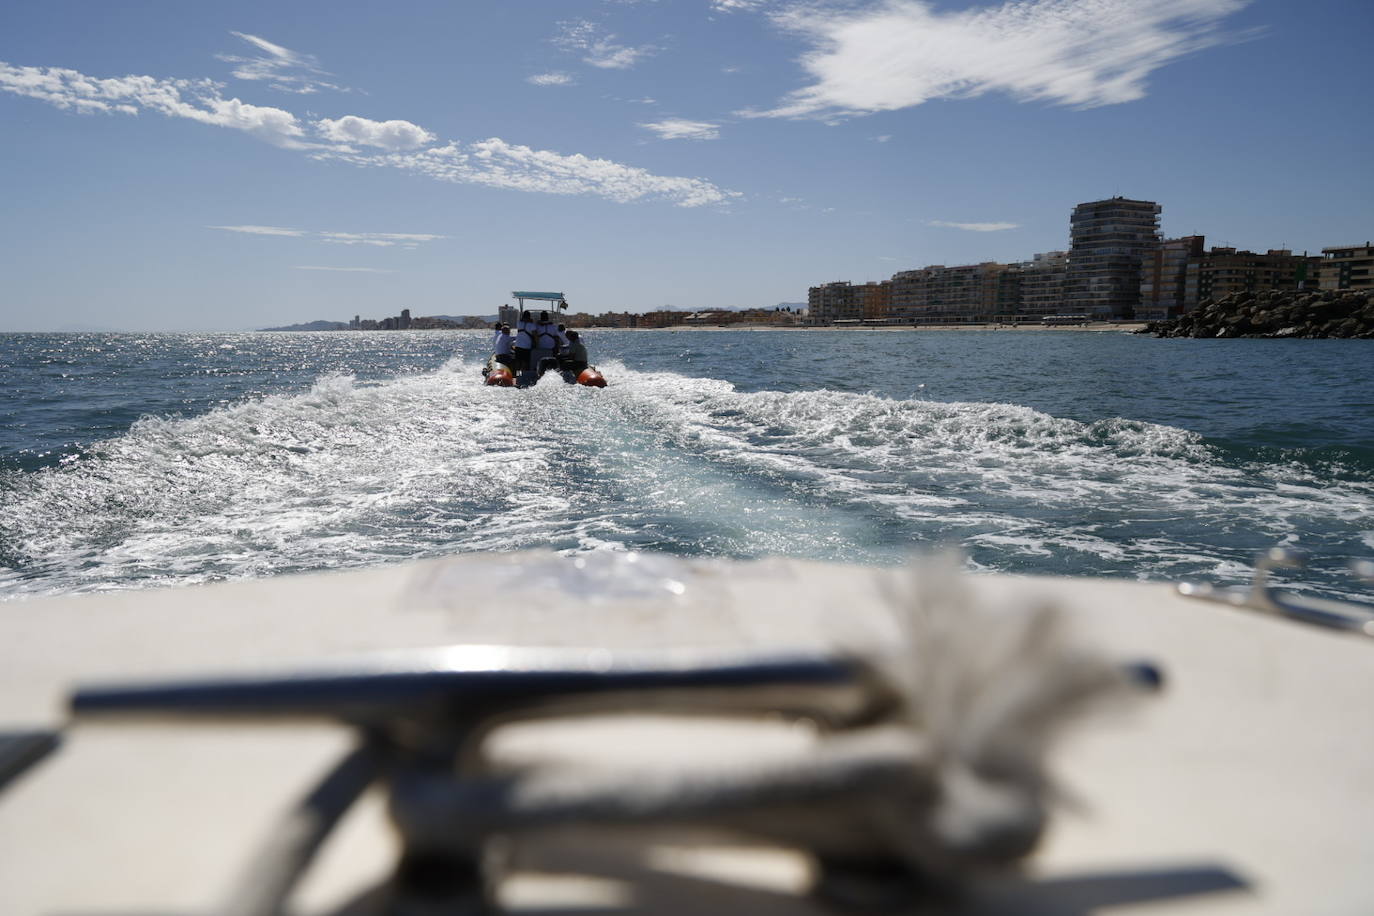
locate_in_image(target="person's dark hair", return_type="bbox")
[566,330,579,340]
[520,310,531,321]
[558,324,566,331]
[539,311,549,321]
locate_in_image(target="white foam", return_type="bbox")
[2,360,1371,599]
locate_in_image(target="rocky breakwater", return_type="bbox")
[1142,289,1374,339]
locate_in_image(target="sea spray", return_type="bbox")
[2,332,1371,602]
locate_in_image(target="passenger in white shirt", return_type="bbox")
[531,311,560,369]
[512,311,534,370]
[492,325,515,369]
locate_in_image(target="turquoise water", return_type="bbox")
[1,329,1371,600]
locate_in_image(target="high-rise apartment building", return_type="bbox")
[807,281,888,323]
[1186,247,1317,305]
[860,280,892,320]
[1140,236,1205,319]
[890,263,1013,322]
[1018,251,1068,317]
[1065,197,1161,318]
[1319,242,1374,290]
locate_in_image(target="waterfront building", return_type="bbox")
[1318,242,1374,291]
[888,268,933,322]
[808,281,888,324]
[1065,197,1162,318]
[860,281,892,321]
[993,264,1022,322]
[1018,251,1068,317]
[1185,247,1316,305]
[638,310,689,329]
[890,263,1014,323]
[1140,236,1205,319]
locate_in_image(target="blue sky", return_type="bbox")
[2,0,1371,331]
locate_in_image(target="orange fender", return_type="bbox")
[576,368,606,388]
[485,367,515,387]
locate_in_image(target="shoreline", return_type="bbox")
[585,322,1149,333]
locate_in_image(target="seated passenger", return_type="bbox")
[531,311,560,371]
[560,330,589,374]
[513,318,534,370]
[492,325,515,369]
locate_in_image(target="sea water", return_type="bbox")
[1,330,1371,602]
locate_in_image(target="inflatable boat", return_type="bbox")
[482,357,606,388]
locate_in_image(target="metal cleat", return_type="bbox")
[1177,547,1374,637]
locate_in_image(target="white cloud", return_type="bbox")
[640,118,721,140]
[208,225,307,236]
[749,0,1250,119]
[319,232,446,247]
[293,266,396,273]
[712,0,771,12]
[314,115,435,150]
[208,225,445,247]
[553,20,658,69]
[0,62,310,147]
[527,72,575,86]
[873,134,892,143]
[929,220,1020,232]
[316,138,739,208]
[216,31,345,94]
[4,60,735,210]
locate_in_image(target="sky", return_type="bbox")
[2,0,1371,331]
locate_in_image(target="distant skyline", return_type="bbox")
[2,0,1372,331]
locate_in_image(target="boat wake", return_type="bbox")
[1,360,1371,599]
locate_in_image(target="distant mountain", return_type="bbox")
[775,302,805,311]
[258,320,350,331]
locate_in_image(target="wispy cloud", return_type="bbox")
[712,0,771,12]
[208,226,445,248]
[640,118,720,140]
[3,60,736,209]
[873,134,892,143]
[315,115,434,150]
[217,31,346,95]
[929,220,1020,232]
[747,0,1250,119]
[319,232,445,247]
[316,139,739,208]
[553,20,658,69]
[293,266,395,273]
[207,224,307,237]
[527,72,575,86]
[0,62,313,147]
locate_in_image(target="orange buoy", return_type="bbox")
[576,367,606,388]
[485,367,515,387]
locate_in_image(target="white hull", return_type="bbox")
[2,552,1372,914]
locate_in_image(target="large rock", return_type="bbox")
[1150,289,1374,339]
